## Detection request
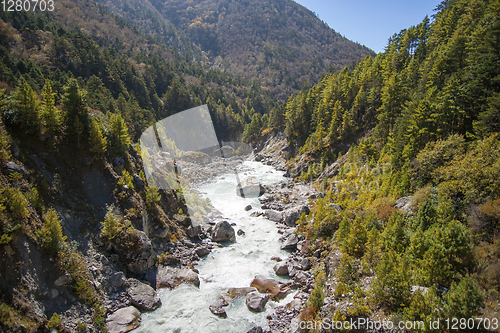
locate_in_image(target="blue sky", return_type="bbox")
[293,0,442,53]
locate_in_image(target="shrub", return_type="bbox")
[101,206,123,240]
[443,277,484,319]
[144,185,161,209]
[47,313,62,330]
[38,208,66,256]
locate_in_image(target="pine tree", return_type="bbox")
[41,80,61,141]
[63,79,89,146]
[13,78,41,135]
[88,118,107,155]
[109,113,131,153]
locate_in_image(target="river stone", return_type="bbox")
[279,230,299,250]
[106,306,141,333]
[237,229,245,236]
[236,176,265,197]
[156,265,200,289]
[195,247,210,257]
[246,327,264,333]
[224,287,257,300]
[245,291,268,312]
[273,262,289,276]
[187,224,202,238]
[265,210,283,223]
[250,275,281,297]
[126,278,161,311]
[245,205,253,211]
[209,305,227,318]
[212,221,236,242]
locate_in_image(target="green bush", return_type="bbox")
[144,185,161,209]
[38,208,66,256]
[100,206,123,240]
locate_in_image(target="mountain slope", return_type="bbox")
[93,0,375,100]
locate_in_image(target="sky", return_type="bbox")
[293,0,442,53]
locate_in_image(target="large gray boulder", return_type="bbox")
[265,210,283,223]
[279,230,299,250]
[273,262,289,276]
[212,221,236,242]
[156,265,200,289]
[282,205,309,227]
[245,291,268,312]
[126,278,161,311]
[106,306,141,333]
[236,177,265,197]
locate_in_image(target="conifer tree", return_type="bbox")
[63,79,89,146]
[14,78,41,135]
[109,113,131,153]
[89,118,107,155]
[41,80,61,141]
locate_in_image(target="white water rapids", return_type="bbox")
[137,161,295,333]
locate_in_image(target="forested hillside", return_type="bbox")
[0,0,285,143]
[92,0,375,100]
[248,0,500,327]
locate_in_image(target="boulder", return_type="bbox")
[236,177,265,197]
[195,247,210,257]
[187,224,202,238]
[328,203,342,212]
[273,262,289,276]
[212,221,236,242]
[181,151,212,164]
[270,256,282,262]
[109,272,126,288]
[106,306,141,333]
[237,229,245,236]
[245,291,268,312]
[125,278,161,311]
[300,258,311,271]
[156,265,200,289]
[244,205,253,211]
[282,205,309,227]
[246,327,264,333]
[250,275,281,298]
[113,157,125,174]
[223,287,258,301]
[112,230,156,275]
[395,196,414,215]
[54,274,72,287]
[265,210,283,223]
[132,174,145,191]
[3,161,28,178]
[209,305,227,318]
[279,230,299,250]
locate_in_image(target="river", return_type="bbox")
[137,160,295,333]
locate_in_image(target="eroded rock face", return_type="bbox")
[106,306,141,333]
[211,221,236,242]
[125,278,161,311]
[156,265,200,289]
[236,176,265,197]
[245,291,268,312]
[112,229,156,276]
